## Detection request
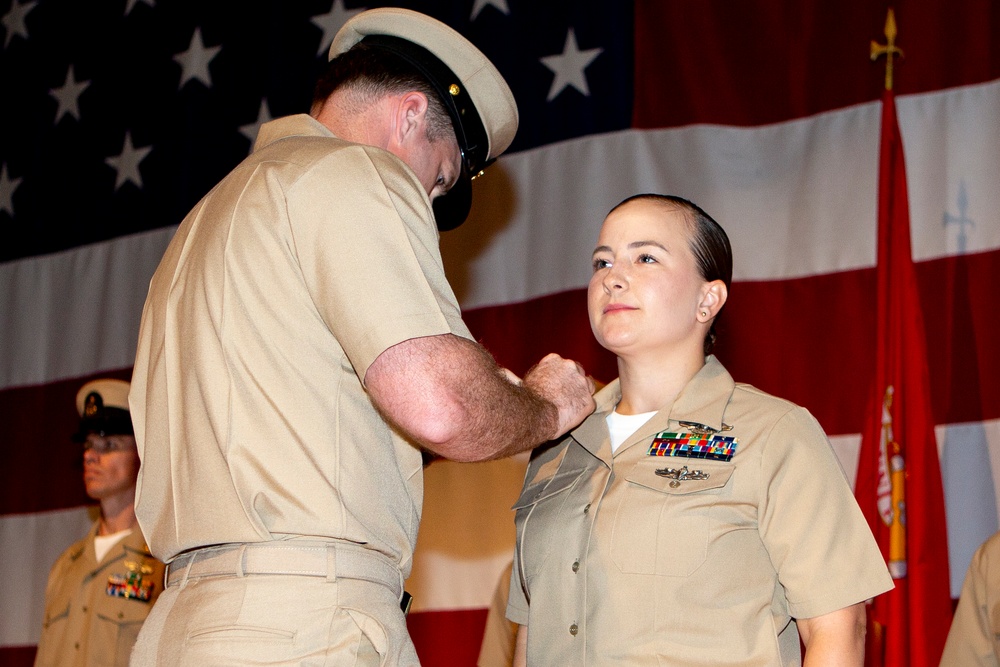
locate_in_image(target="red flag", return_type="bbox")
[853,82,953,666]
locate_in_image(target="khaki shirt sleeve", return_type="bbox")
[286,145,471,381]
[35,544,77,664]
[939,532,1000,666]
[757,407,894,619]
[506,549,529,627]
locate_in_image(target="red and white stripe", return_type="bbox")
[2,75,998,667]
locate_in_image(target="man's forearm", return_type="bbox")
[365,334,593,461]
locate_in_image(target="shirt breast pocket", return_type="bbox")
[513,468,587,595]
[96,597,156,667]
[611,459,734,577]
[42,600,70,630]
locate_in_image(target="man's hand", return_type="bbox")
[522,353,596,441]
[365,335,596,462]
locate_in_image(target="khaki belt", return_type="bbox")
[165,541,403,600]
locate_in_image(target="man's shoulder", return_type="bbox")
[48,524,96,574]
[253,134,414,198]
[54,537,89,563]
[254,115,407,174]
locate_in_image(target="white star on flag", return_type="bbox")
[51,64,89,122]
[312,0,366,57]
[540,28,604,102]
[124,0,155,17]
[105,131,152,190]
[471,0,509,21]
[0,163,21,216]
[240,98,274,146]
[2,0,36,48]
[174,27,221,89]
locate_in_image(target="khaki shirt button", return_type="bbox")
[569,624,578,636]
[583,504,591,514]
[572,560,580,573]
[118,612,125,619]
[81,606,88,612]
[75,643,80,650]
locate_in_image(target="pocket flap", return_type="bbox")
[43,601,70,628]
[512,468,586,510]
[95,595,157,625]
[624,458,734,495]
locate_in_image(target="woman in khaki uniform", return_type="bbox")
[507,195,894,666]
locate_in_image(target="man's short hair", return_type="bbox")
[312,42,454,143]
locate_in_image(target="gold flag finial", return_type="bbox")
[870,8,904,90]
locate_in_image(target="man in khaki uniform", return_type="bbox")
[508,356,894,665]
[940,530,1000,666]
[35,379,164,667]
[128,8,595,666]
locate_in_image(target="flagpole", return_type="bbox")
[857,8,953,667]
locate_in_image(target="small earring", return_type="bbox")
[700,310,708,317]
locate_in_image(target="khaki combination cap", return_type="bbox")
[73,378,133,441]
[330,7,519,230]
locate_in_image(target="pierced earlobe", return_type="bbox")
[698,280,728,321]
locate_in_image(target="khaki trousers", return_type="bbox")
[130,543,418,666]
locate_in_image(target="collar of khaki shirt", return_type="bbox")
[571,355,737,461]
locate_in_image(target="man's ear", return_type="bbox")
[697,280,728,321]
[392,91,430,146]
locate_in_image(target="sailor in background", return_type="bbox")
[35,378,164,667]
[940,530,1000,666]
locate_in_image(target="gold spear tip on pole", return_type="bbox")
[870,7,903,91]
[885,7,898,42]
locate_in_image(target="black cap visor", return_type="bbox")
[72,408,134,442]
[432,172,473,232]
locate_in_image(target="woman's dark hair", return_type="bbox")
[609,194,733,354]
[312,42,453,141]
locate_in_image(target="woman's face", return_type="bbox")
[588,200,710,358]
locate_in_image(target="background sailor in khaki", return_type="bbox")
[940,530,1000,666]
[507,195,893,666]
[128,8,595,666]
[34,379,164,667]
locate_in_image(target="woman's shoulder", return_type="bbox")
[728,380,824,434]
[731,381,800,411]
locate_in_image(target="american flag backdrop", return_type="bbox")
[1,0,998,665]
